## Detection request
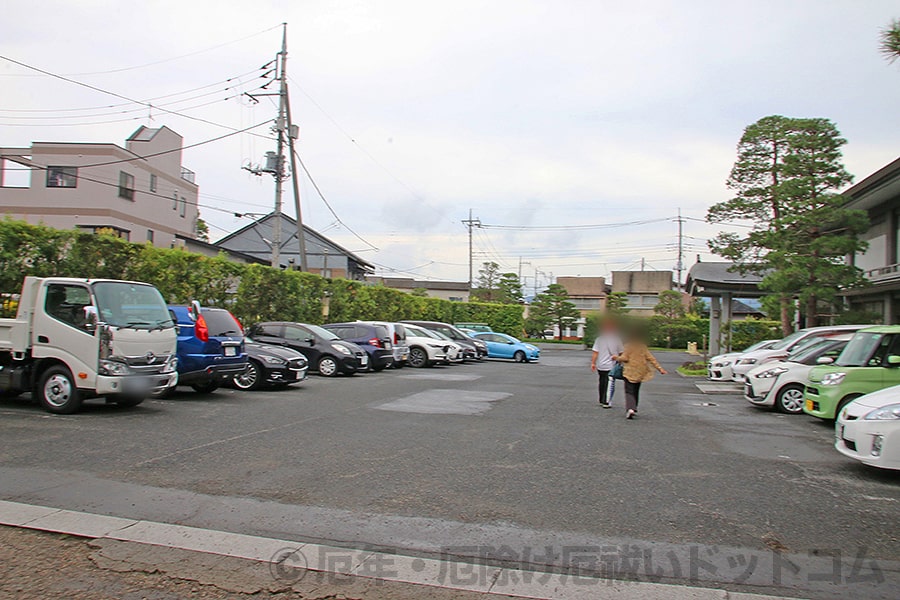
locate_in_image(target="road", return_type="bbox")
[1,345,898,599]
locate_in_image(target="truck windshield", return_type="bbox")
[92,282,173,330]
[835,332,884,367]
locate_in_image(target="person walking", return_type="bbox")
[590,318,623,408]
[614,329,667,419]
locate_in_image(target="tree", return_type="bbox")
[195,217,210,242]
[880,18,900,63]
[654,290,685,320]
[496,272,524,304]
[471,261,501,302]
[707,116,868,332]
[530,283,580,340]
[605,291,629,315]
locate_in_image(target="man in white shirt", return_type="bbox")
[590,319,624,408]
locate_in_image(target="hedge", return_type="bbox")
[0,219,524,333]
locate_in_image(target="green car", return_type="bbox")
[804,326,900,420]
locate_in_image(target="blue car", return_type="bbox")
[470,332,540,362]
[166,302,248,393]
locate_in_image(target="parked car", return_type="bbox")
[401,324,451,368]
[470,332,540,362]
[835,385,900,470]
[707,339,778,381]
[166,303,248,394]
[731,325,871,382]
[231,337,308,390]
[744,336,850,413]
[402,320,487,359]
[323,322,394,371]
[455,322,492,333]
[805,326,900,420]
[427,328,465,363]
[247,321,368,376]
[357,321,409,368]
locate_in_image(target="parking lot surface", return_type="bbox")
[1,346,898,599]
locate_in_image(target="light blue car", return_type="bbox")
[470,332,540,362]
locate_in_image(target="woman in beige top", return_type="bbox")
[614,334,667,419]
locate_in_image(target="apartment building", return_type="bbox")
[610,270,674,315]
[0,125,199,247]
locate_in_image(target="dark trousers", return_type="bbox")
[624,380,641,412]
[597,370,611,404]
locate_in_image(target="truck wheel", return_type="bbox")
[115,396,144,408]
[38,366,83,414]
[191,382,219,394]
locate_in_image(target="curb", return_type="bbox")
[0,499,798,600]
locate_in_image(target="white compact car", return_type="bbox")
[402,324,451,368]
[708,339,778,381]
[835,386,900,470]
[744,337,850,413]
[731,325,870,382]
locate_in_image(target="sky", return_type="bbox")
[2,0,899,288]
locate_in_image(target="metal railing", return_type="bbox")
[865,263,900,282]
[180,167,196,184]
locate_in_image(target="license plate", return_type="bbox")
[805,399,813,412]
[224,346,237,356]
[360,355,368,365]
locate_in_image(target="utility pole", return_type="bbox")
[284,70,309,271]
[641,257,645,271]
[675,207,685,291]
[270,24,288,269]
[461,209,481,288]
[518,257,531,290]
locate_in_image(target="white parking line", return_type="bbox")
[0,499,798,600]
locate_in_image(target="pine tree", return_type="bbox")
[530,283,580,340]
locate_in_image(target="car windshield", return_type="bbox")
[408,326,438,339]
[836,332,884,367]
[788,340,834,364]
[435,325,464,340]
[92,281,173,330]
[743,339,772,353]
[306,324,340,341]
[769,330,807,350]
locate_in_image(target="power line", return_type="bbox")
[0,54,272,138]
[0,25,282,77]
[479,217,672,231]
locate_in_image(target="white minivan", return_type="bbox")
[357,321,409,368]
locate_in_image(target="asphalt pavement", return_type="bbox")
[0,345,898,599]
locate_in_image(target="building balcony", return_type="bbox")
[180,167,196,184]
[865,263,900,283]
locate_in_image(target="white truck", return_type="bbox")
[0,277,178,414]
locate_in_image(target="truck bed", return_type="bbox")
[0,318,30,353]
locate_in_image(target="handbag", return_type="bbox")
[610,362,624,380]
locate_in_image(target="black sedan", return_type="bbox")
[231,337,309,390]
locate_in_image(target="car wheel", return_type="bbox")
[115,396,144,408]
[775,384,805,414]
[408,347,428,368]
[233,361,262,390]
[318,355,339,377]
[835,394,862,420]
[38,366,83,414]
[191,382,219,394]
[514,350,527,363]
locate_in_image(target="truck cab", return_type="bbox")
[0,277,178,413]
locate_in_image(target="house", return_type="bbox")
[0,126,199,247]
[215,212,375,281]
[841,156,900,324]
[610,270,674,315]
[556,276,609,316]
[366,277,470,301]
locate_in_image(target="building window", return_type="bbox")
[179,197,186,217]
[172,191,178,210]
[147,229,154,243]
[118,171,135,200]
[149,173,157,192]
[46,166,78,188]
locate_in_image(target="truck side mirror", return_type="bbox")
[188,300,202,322]
[83,306,98,332]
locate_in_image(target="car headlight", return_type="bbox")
[738,358,757,365]
[335,345,352,355]
[715,360,731,367]
[262,355,287,365]
[820,372,847,386]
[99,359,131,376]
[864,403,900,420]
[755,367,788,379]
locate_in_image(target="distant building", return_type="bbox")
[0,125,199,248]
[610,270,674,315]
[556,276,609,316]
[367,277,470,301]
[841,156,900,323]
[215,212,375,281]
